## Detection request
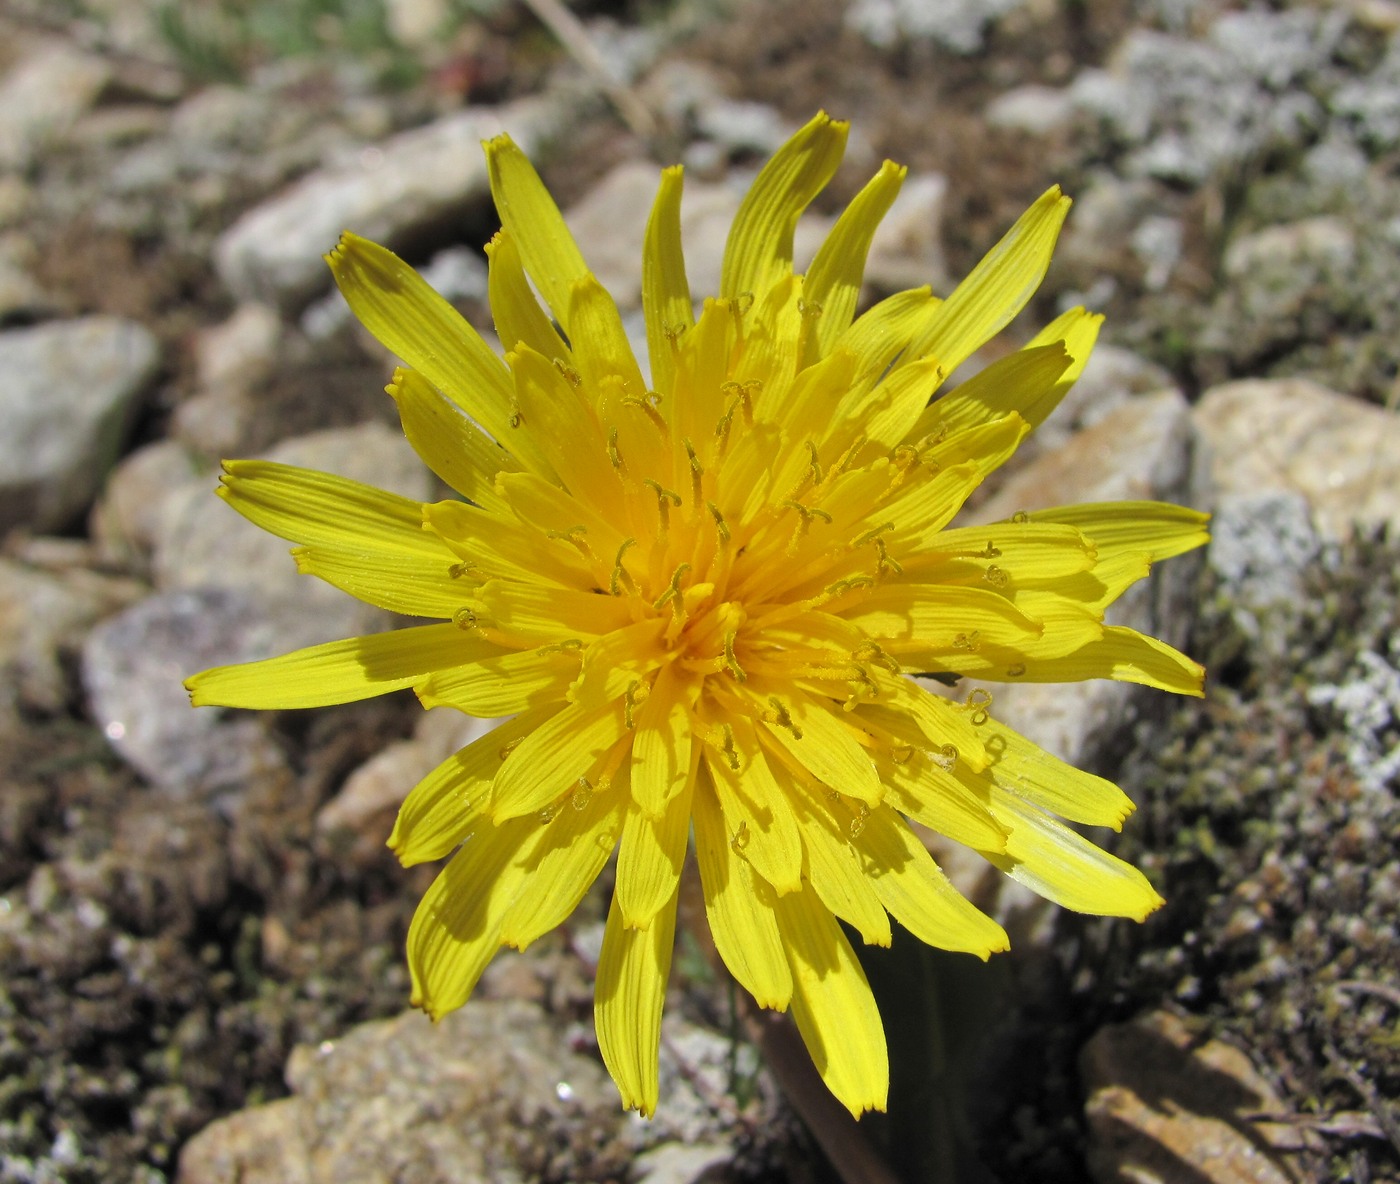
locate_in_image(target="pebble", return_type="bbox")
[863,171,949,297]
[89,439,205,569]
[985,84,1077,135]
[214,95,568,311]
[0,317,160,536]
[174,999,749,1184]
[81,587,292,799]
[1192,378,1400,539]
[152,421,434,650]
[0,40,111,170]
[1082,1010,1321,1184]
[316,709,498,868]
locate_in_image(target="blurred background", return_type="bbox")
[0,0,1398,1181]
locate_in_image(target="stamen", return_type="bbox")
[805,440,824,486]
[545,525,596,563]
[537,638,585,656]
[642,479,682,535]
[722,631,746,682]
[873,537,903,577]
[740,380,761,426]
[1012,510,1030,524]
[848,802,870,840]
[499,736,524,760]
[607,427,623,473]
[452,607,480,632]
[623,394,668,435]
[952,630,981,652]
[652,563,692,615]
[553,359,583,388]
[965,688,993,727]
[781,500,833,554]
[447,561,477,580]
[706,501,731,546]
[853,641,902,674]
[731,291,755,317]
[889,743,915,765]
[624,678,649,729]
[508,400,524,429]
[1006,662,1027,677]
[610,538,638,595]
[932,743,959,771]
[975,541,1003,559]
[828,433,866,480]
[571,777,593,810]
[731,820,751,852]
[683,438,704,505]
[983,564,1009,588]
[763,696,803,740]
[852,521,895,550]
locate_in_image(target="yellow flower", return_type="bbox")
[186,112,1207,1119]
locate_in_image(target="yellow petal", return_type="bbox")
[786,776,891,946]
[980,716,1135,829]
[775,884,888,1118]
[693,774,793,1008]
[982,787,1164,919]
[595,885,678,1117]
[415,646,581,716]
[572,619,670,706]
[185,624,506,709]
[484,133,593,327]
[568,274,647,402]
[616,765,694,929]
[485,228,571,361]
[1016,305,1104,428]
[497,780,624,949]
[704,717,804,895]
[478,578,636,645]
[833,286,942,397]
[390,709,557,866]
[388,368,517,515]
[721,111,848,301]
[755,685,884,806]
[406,815,538,1017]
[873,742,1009,852]
[292,545,464,618]
[855,805,1009,956]
[981,625,1206,694]
[327,233,524,459]
[1029,500,1211,564]
[642,164,692,394]
[911,342,1070,441]
[903,186,1072,374]
[490,697,628,821]
[630,663,695,818]
[839,582,1046,655]
[803,159,907,364]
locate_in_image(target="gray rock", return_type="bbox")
[985,85,1077,136]
[194,303,284,399]
[846,0,1029,54]
[81,587,291,798]
[564,159,663,311]
[1192,378,1400,539]
[631,1142,735,1184]
[0,40,111,169]
[153,421,433,649]
[1308,651,1400,794]
[1209,492,1320,618]
[863,172,949,297]
[89,440,206,569]
[0,557,142,722]
[695,101,793,157]
[1333,34,1400,153]
[214,96,567,311]
[0,317,160,535]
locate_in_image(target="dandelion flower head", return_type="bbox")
[186,112,1208,1118]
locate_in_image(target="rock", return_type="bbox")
[0,557,143,721]
[214,96,567,311]
[1332,33,1400,153]
[695,101,793,158]
[0,317,161,535]
[316,709,498,867]
[1082,1010,1320,1184]
[1034,344,1175,454]
[1192,378,1400,539]
[863,172,949,297]
[0,243,57,322]
[1308,650,1400,793]
[152,421,434,649]
[636,59,729,130]
[846,0,1030,54]
[384,0,449,48]
[0,40,111,170]
[194,304,284,399]
[1207,493,1320,659]
[175,1000,623,1184]
[564,159,662,310]
[631,1142,736,1184]
[89,440,206,568]
[985,84,1077,135]
[81,588,292,798]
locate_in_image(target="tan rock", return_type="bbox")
[1083,1011,1320,1184]
[1192,378,1400,539]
